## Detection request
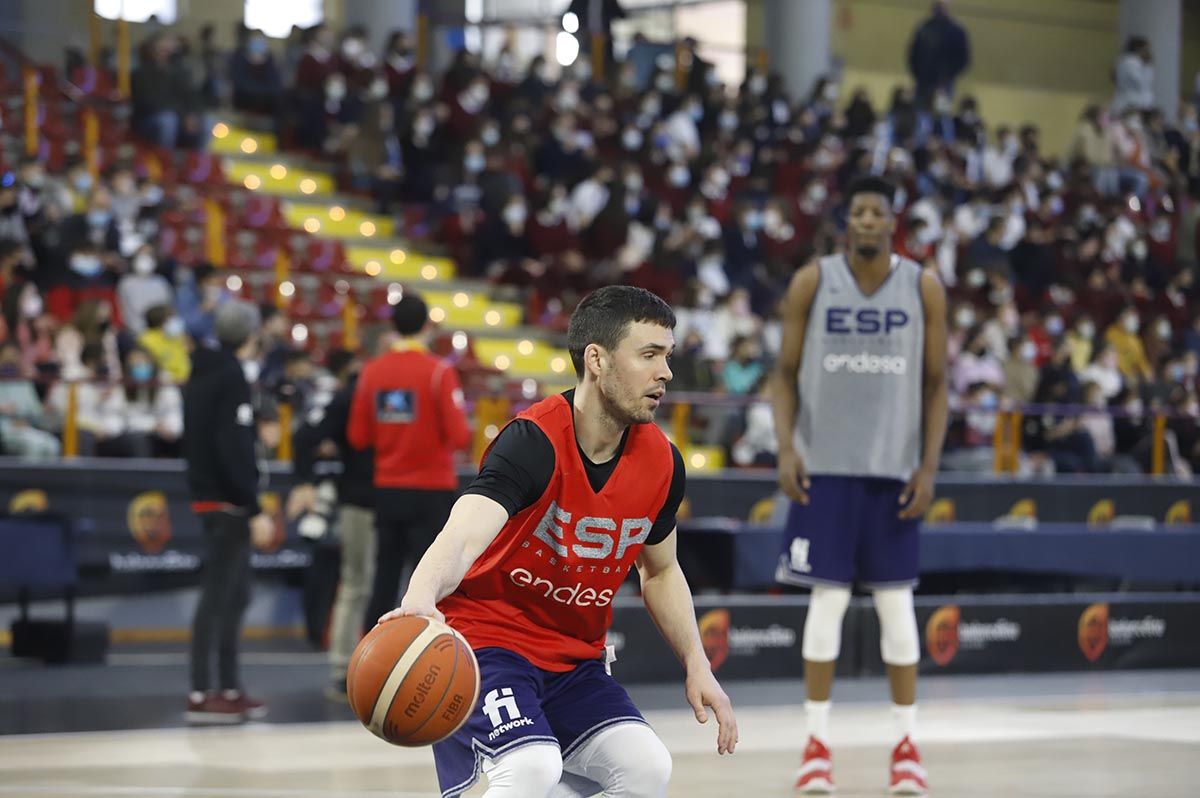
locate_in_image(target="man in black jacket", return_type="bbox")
[288,348,377,699]
[182,299,275,724]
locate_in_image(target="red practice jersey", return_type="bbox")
[439,394,675,671]
[347,341,471,490]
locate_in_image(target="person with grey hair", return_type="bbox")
[182,299,277,724]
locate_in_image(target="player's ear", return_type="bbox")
[584,342,606,376]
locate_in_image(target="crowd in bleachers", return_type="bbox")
[1,19,1199,474]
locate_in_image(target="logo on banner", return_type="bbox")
[925,498,955,524]
[1088,499,1115,527]
[699,609,731,671]
[1078,603,1166,661]
[8,489,48,513]
[1078,603,1109,662]
[926,605,1021,666]
[255,493,286,553]
[697,608,796,672]
[1008,499,1037,519]
[1165,500,1191,524]
[127,491,172,554]
[925,605,960,666]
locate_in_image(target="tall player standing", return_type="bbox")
[380,286,737,798]
[771,177,948,796]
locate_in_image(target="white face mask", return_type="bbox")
[502,203,527,228]
[1020,341,1038,362]
[20,290,43,318]
[242,360,262,384]
[954,308,975,328]
[1123,315,1140,334]
[164,316,186,337]
[1077,321,1095,338]
[133,253,156,276]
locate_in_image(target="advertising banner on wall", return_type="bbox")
[605,597,863,683]
[0,463,311,589]
[856,596,1200,676]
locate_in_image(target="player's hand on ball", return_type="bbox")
[898,468,935,520]
[685,666,738,755]
[379,597,445,625]
[249,513,276,548]
[778,447,811,505]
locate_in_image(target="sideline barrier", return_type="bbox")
[1,461,1198,590]
[606,594,1200,683]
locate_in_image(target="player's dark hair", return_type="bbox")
[391,293,428,336]
[567,286,676,378]
[845,176,896,210]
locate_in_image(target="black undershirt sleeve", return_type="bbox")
[462,420,555,517]
[646,443,687,546]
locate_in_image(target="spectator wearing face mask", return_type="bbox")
[118,245,173,335]
[0,341,60,459]
[1001,335,1040,404]
[1105,308,1153,384]
[230,30,284,118]
[1065,316,1097,372]
[478,194,536,279]
[722,335,765,395]
[1142,314,1176,373]
[177,263,228,344]
[140,304,191,383]
[122,347,183,457]
[1079,343,1124,401]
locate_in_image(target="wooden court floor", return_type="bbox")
[2,677,1198,798]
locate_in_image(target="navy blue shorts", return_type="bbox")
[776,475,920,589]
[433,647,646,798]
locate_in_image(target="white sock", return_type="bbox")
[805,700,831,744]
[892,703,917,743]
[189,691,205,704]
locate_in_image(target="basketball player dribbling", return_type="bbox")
[771,177,948,795]
[380,286,738,798]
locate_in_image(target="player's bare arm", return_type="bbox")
[636,529,739,755]
[771,262,821,504]
[379,494,510,623]
[899,269,949,520]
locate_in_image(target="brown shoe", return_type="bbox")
[222,689,268,720]
[185,692,245,725]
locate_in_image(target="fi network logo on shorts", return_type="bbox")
[482,688,533,741]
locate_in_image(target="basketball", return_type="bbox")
[346,616,480,747]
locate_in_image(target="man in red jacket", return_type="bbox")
[348,292,471,630]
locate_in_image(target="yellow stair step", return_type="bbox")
[211,123,277,156]
[345,246,456,282]
[422,290,522,330]
[224,159,336,197]
[282,201,395,239]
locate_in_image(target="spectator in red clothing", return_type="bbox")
[348,292,471,631]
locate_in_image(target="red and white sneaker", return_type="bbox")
[224,690,269,720]
[888,736,928,795]
[794,736,835,795]
[185,692,245,725]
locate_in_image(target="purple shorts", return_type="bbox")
[433,647,646,797]
[776,475,920,589]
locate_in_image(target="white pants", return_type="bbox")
[481,722,672,798]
